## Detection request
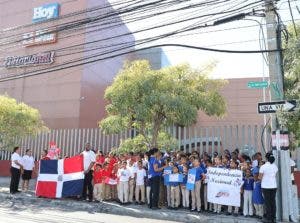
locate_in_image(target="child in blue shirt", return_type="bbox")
[169,166,180,209]
[191,158,205,212]
[252,167,264,219]
[180,164,190,209]
[243,168,254,217]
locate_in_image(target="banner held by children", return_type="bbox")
[207,167,243,207]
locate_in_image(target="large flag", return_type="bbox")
[36,155,84,198]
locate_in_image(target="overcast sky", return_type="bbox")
[123,0,300,79]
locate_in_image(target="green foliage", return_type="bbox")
[282,23,300,148]
[99,60,227,150]
[0,95,47,150]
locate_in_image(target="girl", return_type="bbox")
[21,149,35,192]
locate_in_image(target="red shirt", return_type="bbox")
[96,155,105,164]
[94,169,104,184]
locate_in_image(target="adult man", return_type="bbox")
[81,142,96,202]
[10,147,23,194]
[148,148,167,210]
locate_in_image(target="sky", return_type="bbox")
[123,0,300,79]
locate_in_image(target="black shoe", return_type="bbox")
[226,212,231,216]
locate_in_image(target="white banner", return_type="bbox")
[207,167,243,207]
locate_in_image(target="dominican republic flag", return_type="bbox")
[36,155,84,198]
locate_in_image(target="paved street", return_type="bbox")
[0,177,261,223]
[0,206,177,223]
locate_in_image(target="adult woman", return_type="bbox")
[21,149,35,191]
[10,147,23,194]
[259,152,278,223]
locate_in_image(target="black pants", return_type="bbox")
[262,188,277,222]
[82,170,93,201]
[10,167,20,194]
[149,176,160,208]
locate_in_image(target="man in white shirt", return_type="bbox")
[81,142,96,202]
[10,147,23,194]
[21,149,35,191]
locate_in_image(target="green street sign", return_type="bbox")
[247,81,268,89]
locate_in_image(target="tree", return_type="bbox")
[281,23,300,149]
[0,95,47,150]
[100,60,227,150]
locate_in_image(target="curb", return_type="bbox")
[0,190,262,223]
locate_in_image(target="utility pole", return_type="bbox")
[264,0,293,221]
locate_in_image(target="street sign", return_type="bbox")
[247,81,268,88]
[258,100,297,114]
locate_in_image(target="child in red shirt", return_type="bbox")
[93,163,104,202]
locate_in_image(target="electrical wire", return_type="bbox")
[287,0,298,37]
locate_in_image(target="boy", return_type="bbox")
[117,161,131,204]
[135,160,146,204]
[203,158,213,212]
[164,160,173,208]
[243,168,254,217]
[191,157,205,213]
[127,159,136,203]
[93,163,104,202]
[227,160,240,216]
[169,166,181,209]
[180,164,190,209]
[213,156,223,214]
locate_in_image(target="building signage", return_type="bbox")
[257,100,297,114]
[32,3,60,23]
[4,51,55,68]
[23,30,57,46]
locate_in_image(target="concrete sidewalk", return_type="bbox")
[0,177,284,223]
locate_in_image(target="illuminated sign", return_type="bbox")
[23,30,57,46]
[32,3,60,23]
[4,52,55,68]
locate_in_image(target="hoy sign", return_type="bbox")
[32,3,60,23]
[258,100,297,114]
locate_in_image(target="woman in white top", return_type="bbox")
[259,152,278,223]
[21,149,35,191]
[10,147,23,194]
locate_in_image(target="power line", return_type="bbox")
[287,0,298,37]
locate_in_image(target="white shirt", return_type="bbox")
[127,165,137,178]
[290,158,296,181]
[22,155,35,171]
[117,168,131,182]
[259,162,278,189]
[82,150,96,171]
[136,168,146,185]
[11,153,21,169]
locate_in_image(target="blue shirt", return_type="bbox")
[169,181,180,187]
[148,157,161,178]
[195,166,204,181]
[253,181,264,204]
[201,162,207,173]
[243,177,254,191]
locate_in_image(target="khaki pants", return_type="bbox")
[243,190,253,216]
[181,185,190,208]
[214,203,222,213]
[119,181,129,203]
[135,185,145,203]
[171,186,180,208]
[191,180,201,211]
[129,179,135,202]
[104,184,111,200]
[254,204,263,217]
[93,183,104,201]
[146,186,151,204]
[228,205,239,214]
[166,186,171,207]
[203,183,208,210]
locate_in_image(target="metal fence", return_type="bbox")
[0,125,270,160]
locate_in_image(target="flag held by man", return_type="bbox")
[36,155,84,198]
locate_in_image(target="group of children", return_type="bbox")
[91,149,265,219]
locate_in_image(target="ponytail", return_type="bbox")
[268,155,275,164]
